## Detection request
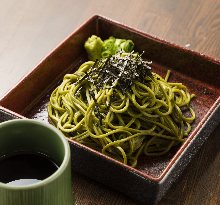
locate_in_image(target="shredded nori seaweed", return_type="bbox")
[88,51,152,94]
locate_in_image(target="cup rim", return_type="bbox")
[0,119,70,190]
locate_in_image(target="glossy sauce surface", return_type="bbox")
[0,152,58,186]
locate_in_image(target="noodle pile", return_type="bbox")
[48,51,195,167]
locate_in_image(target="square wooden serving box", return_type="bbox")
[0,15,220,205]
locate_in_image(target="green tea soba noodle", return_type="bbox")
[48,44,195,167]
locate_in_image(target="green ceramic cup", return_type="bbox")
[0,119,74,205]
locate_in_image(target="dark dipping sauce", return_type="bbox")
[0,152,59,186]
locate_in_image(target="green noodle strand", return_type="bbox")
[48,60,196,167]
